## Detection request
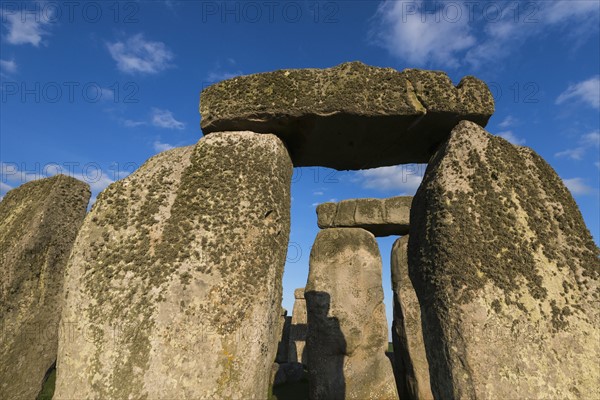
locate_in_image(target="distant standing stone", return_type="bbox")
[289,288,308,365]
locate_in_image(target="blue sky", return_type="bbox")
[1,0,599,331]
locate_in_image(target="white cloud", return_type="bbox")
[0,162,115,197]
[0,59,18,75]
[580,131,600,147]
[2,6,52,46]
[355,164,426,194]
[555,148,586,160]
[372,1,475,68]
[313,191,324,196]
[88,174,115,193]
[153,140,175,153]
[498,115,517,129]
[371,1,599,69]
[123,119,147,128]
[554,131,600,160]
[556,76,600,109]
[497,131,526,145]
[151,108,185,130]
[0,181,13,192]
[563,177,596,196]
[107,33,174,74]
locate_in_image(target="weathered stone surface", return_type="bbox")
[391,235,433,400]
[200,61,494,170]
[409,120,600,399]
[306,228,398,400]
[0,175,90,400]
[288,287,307,365]
[55,132,293,400]
[317,197,411,236]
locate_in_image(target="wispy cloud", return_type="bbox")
[123,119,147,128]
[2,5,52,46]
[563,177,596,196]
[1,162,115,199]
[107,33,174,74]
[313,191,324,196]
[151,108,185,130]
[371,1,599,69]
[371,1,474,68]
[498,115,517,129]
[0,181,13,193]
[556,76,600,110]
[153,140,175,153]
[355,164,426,194]
[0,59,18,76]
[120,108,185,130]
[555,130,600,160]
[497,130,525,145]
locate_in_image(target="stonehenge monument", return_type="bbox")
[1,61,598,399]
[0,175,90,400]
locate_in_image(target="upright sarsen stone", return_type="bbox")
[0,175,90,400]
[306,228,398,400]
[409,120,600,399]
[391,235,433,400]
[55,132,293,399]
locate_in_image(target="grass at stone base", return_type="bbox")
[269,377,310,400]
[36,366,56,400]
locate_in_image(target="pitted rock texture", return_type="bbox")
[55,132,293,400]
[409,120,600,400]
[200,61,494,170]
[391,235,433,400]
[0,175,90,400]
[306,228,398,400]
[317,197,411,237]
[288,288,308,365]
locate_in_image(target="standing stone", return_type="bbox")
[288,288,308,365]
[409,120,600,399]
[55,132,293,399]
[306,228,398,400]
[200,61,494,170]
[391,235,434,400]
[0,175,90,400]
[275,308,291,364]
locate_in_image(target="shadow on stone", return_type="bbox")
[36,361,56,400]
[305,290,346,400]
